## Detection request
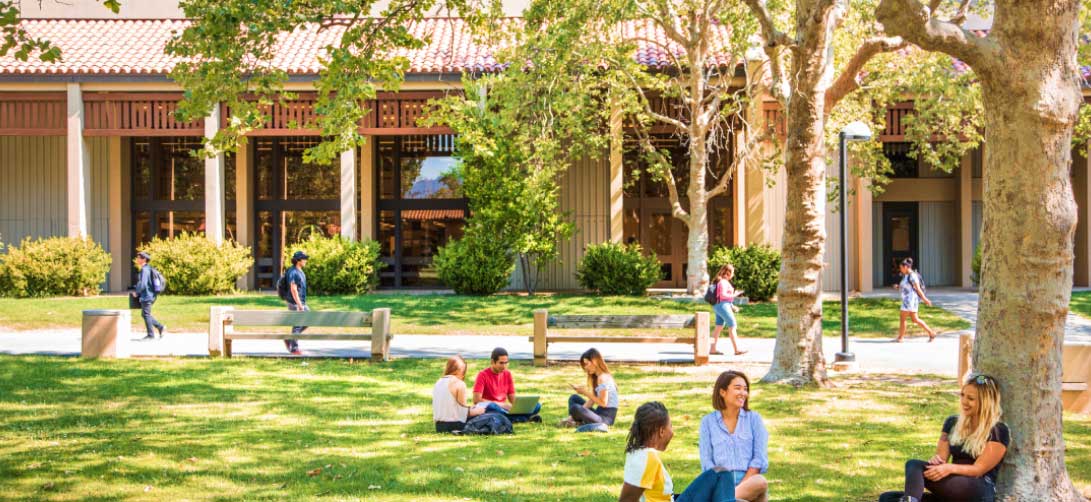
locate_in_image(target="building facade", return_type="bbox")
[2,9,1090,292]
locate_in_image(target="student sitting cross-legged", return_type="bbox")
[878,374,1009,502]
[472,347,542,423]
[698,370,769,502]
[561,348,619,431]
[618,401,736,502]
[432,355,485,433]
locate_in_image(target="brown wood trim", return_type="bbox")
[359,126,454,135]
[84,128,205,137]
[0,92,66,101]
[245,129,323,137]
[82,92,186,101]
[0,129,65,136]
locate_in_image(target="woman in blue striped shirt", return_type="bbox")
[698,370,770,502]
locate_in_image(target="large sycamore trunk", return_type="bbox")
[687,133,711,295]
[762,86,830,386]
[972,14,1083,500]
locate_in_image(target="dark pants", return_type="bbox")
[483,401,541,422]
[140,300,163,337]
[435,421,465,433]
[880,459,995,502]
[675,469,736,502]
[568,394,617,425]
[286,302,307,351]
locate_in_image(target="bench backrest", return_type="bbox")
[548,314,696,329]
[1063,342,1091,383]
[228,310,373,328]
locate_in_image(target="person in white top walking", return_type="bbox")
[432,355,485,433]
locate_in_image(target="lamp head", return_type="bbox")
[841,121,872,141]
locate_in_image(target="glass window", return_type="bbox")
[156,211,205,239]
[400,156,462,199]
[710,203,732,248]
[255,140,275,201]
[282,140,337,200]
[134,211,152,248]
[132,141,152,201]
[256,211,275,289]
[155,141,205,201]
[379,139,397,200]
[885,142,919,178]
[400,210,465,287]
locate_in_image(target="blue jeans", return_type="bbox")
[675,469,736,502]
[285,302,307,351]
[483,401,541,423]
[713,302,737,327]
[140,300,163,337]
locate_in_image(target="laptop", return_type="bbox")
[509,395,540,415]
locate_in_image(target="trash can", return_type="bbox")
[81,309,131,359]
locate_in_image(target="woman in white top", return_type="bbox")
[432,355,484,433]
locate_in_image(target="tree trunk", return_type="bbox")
[876,0,1084,498]
[687,132,711,295]
[971,11,1083,502]
[762,83,831,386]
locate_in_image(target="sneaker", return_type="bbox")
[528,414,542,423]
[138,334,157,342]
[558,417,577,428]
[157,325,166,338]
[289,348,303,356]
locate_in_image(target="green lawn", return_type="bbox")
[1070,291,1091,320]
[0,294,968,338]
[0,356,1087,501]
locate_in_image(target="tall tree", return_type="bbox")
[877,1,1085,499]
[744,0,982,386]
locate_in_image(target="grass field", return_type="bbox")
[0,356,1087,501]
[1069,291,1091,321]
[0,294,969,339]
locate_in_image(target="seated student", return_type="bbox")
[878,374,1009,502]
[472,347,541,422]
[699,370,769,502]
[562,348,620,429]
[432,355,485,433]
[619,401,736,502]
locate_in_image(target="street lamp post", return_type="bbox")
[835,121,872,365]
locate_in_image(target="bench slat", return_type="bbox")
[1062,382,1089,392]
[529,335,697,344]
[225,333,378,341]
[548,314,696,329]
[228,310,372,327]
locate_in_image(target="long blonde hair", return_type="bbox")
[580,348,611,391]
[949,374,1002,457]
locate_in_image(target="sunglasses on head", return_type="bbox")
[971,374,994,386]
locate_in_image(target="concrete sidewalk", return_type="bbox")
[0,327,966,375]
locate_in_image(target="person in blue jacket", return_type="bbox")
[131,251,165,341]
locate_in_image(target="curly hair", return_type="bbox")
[625,401,670,453]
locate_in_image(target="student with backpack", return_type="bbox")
[705,264,746,356]
[131,251,166,341]
[894,258,937,343]
[278,251,309,355]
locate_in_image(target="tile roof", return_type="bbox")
[0,17,736,77]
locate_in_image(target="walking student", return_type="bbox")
[284,250,308,356]
[894,258,937,343]
[710,264,746,356]
[131,251,165,341]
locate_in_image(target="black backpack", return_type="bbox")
[275,272,291,302]
[149,266,166,294]
[703,281,719,305]
[462,413,513,435]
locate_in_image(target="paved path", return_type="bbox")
[4,288,1090,376]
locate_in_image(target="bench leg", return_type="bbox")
[694,311,710,365]
[224,339,232,359]
[371,308,392,362]
[533,309,548,367]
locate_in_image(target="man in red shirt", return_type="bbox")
[472,347,541,422]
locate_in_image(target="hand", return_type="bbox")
[130,292,136,297]
[927,455,945,466]
[571,384,588,396]
[925,299,933,307]
[924,463,954,482]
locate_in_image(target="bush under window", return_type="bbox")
[434,233,515,295]
[708,244,781,302]
[282,235,383,295]
[0,236,111,297]
[577,242,662,295]
[139,232,253,295]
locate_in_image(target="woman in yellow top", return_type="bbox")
[619,402,736,502]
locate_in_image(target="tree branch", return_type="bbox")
[824,36,907,109]
[743,0,794,49]
[876,0,1000,74]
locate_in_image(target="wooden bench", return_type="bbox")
[530,309,710,366]
[958,334,1090,414]
[208,306,392,360]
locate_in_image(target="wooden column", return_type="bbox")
[854,175,872,292]
[107,136,124,291]
[533,309,548,367]
[370,307,391,362]
[235,142,254,290]
[66,83,90,238]
[1077,142,1091,287]
[359,137,376,240]
[608,104,624,243]
[204,104,225,245]
[959,152,974,288]
[341,148,357,240]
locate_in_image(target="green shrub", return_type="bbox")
[139,232,252,295]
[435,234,515,295]
[971,244,982,287]
[577,242,661,295]
[708,244,781,302]
[0,236,111,297]
[282,235,383,295]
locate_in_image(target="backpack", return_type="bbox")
[275,272,291,302]
[462,413,513,435]
[703,281,719,305]
[149,266,166,294]
[913,271,927,294]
